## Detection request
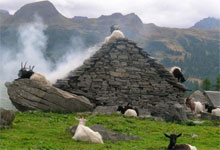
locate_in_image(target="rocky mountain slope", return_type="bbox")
[191,17,220,30]
[0,1,219,89]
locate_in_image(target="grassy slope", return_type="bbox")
[0,111,219,150]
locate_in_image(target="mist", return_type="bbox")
[0,15,100,109]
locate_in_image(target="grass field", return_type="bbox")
[0,111,219,150]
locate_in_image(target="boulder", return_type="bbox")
[152,103,188,122]
[0,108,15,128]
[5,79,93,113]
[67,124,139,142]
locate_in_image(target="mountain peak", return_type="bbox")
[0,9,10,16]
[192,17,220,30]
[14,1,60,18]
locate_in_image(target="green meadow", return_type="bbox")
[0,111,219,150]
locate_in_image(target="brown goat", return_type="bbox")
[185,97,195,111]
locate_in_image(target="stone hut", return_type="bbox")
[55,38,188,121]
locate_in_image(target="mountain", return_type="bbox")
[0,1,219,90]
[1,1,77,28]
[0,9,10,15]
[0,9,11,23]
[192,17,220,30]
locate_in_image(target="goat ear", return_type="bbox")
[164,133,170,138]
[177,133,182,137]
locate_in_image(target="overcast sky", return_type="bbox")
[0,0,219,28]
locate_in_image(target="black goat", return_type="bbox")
[18,62,35,79]
[164,133,197,150]
[205,104,216,113]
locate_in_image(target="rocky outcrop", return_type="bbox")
[0,108,15,128]
[5,79,93,113]
[55,38,187,121]
[67,124,139,142]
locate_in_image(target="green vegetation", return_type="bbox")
[0,111,219,150]
[201,78,212,91]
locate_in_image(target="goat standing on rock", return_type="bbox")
[164,133,197,150]
[104,25,125,43]
[170,66,186,83]
[17,62,50,85]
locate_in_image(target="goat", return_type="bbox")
[117,103,139,117]
[185,97,203,114]
[205,104,216,113]
[170,66,186,83]
[72,118,104,144]
[164,133,197,150]
[104,25,125,43]
[211,108,220,116]
[17,62,50,85]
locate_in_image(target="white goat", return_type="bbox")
[211,108,220,116]
[72,118,104,144]
[124,109,137,117]
[185,97,203,114]
[104,30,125,43]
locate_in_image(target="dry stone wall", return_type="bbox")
[55,38,187,121]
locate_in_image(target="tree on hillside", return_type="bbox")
[213,75,220,91]
[201,78,211,91]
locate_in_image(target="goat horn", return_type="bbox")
[24,62,27,69]
[31,65,35,70]
[21,62,23,69]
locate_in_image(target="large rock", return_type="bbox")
[5,79,93,113]
[67,124,139,142]
[0,108,15,128]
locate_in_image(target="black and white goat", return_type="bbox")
[170,66,186,83]
[164,133,197,150]
[185,97,203,114]
[18,62,50,85]
[205,104,216,113]
[205,104,220,116]
[104,25,125,43]
[117,103,139,117]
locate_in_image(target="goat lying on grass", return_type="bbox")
[164,133,197,150]
[72,118,104,144]
[117,103,139,117]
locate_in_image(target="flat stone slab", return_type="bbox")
[67,124,139,142]
[5,79,93,113]
[201,112,220,121]
[204,91,220,107]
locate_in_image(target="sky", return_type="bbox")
[0,0,220,28]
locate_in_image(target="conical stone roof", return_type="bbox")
[55,38,187,121]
